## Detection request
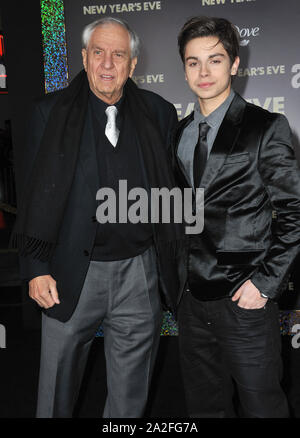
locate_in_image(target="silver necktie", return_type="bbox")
[105,105,119,147]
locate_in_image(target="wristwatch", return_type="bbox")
[260,292,269,299]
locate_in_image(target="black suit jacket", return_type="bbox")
[19,87,179,322]
[172,93,300,302]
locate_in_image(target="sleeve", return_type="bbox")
[17,101,50,281]
[250,114,300,299]
[19,254,50,282]
[166,103,179,158]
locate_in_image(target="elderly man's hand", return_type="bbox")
[29,275,60,308]
[231,279,268,309]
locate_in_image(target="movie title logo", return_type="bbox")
[291,64,300,89]
[288,282,294,292]
[246,97,285,114]
[83,1,162,14]
[174,103,195,120]
[238,65,285,77]
[174,97,285,120]
[202,0,256,5]
[291,324,300,349]
[132,74,164,85]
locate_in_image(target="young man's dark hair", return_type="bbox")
[178,16,240,66]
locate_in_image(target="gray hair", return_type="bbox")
[82,17,140,58]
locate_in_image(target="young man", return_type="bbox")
[173,16,300,417]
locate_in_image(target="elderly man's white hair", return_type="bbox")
[82,17,140,59]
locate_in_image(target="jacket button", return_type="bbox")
[84,250,89,256]
[91,216,97,222]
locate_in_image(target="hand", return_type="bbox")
[29,275,60,309]
[231,279,268,309]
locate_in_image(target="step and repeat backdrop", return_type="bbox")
[40,0,300,337]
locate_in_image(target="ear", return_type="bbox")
[82,49,87,72]
[231,56,240,76]
[129,57,138,77]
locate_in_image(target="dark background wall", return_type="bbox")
[0,13,10,129]
[1,0,44,197]
[0,95,9,129]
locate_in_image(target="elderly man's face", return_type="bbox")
[82,23,137,104]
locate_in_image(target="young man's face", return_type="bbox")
[184,35,240,107]
[82,23,137,104]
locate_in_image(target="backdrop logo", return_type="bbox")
[132,73,164,85]
[235,25,260,46]
[201,0,256,6]
[291,64,300,89]
[0,324,6,349]
[0,64,6,89]
[0,32,7,91]
[291,324,300,349]
[174,103,195,120]
[246,96,285,114]
[83,1,162,14]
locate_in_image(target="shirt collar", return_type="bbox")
[194,88,235,128]
[89,89,125,121]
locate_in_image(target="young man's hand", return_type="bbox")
[232,279,268,309]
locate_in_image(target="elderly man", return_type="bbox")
[13,17,183,418]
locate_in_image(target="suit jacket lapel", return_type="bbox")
[78,103,99,203]
[200,94,246,191]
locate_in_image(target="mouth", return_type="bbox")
[100,74,115,81]
[198,82,214,89]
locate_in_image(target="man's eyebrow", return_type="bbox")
[185,53,226,62]
[208,53,225,59]
[90,46,127,53]
[185,56,199,62]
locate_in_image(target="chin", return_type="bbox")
[97,82,114,91]
[193,87,213,97]
[196,92,215,100]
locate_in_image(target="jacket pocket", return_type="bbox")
[224,152,249,165]
[216,249,265,266]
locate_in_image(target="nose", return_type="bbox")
[199,63,209,77]
[102,52,114,70]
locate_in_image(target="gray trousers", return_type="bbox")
[36,246,162,418]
